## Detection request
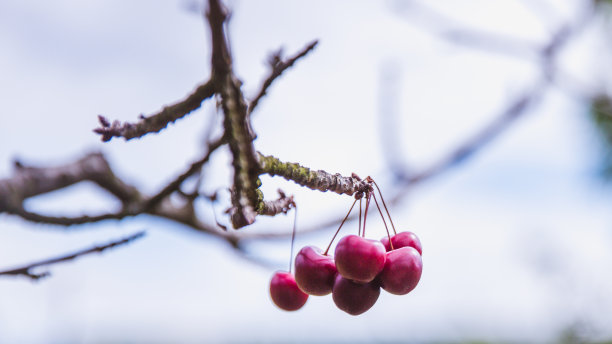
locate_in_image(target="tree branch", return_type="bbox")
[259,189,295,216]
[0,152,142,216]
[257,152,370,197]
[145,135,226,211]
[384,8,593,190]
[392,1,540,59]
[248,40,319,115]
[0,231,146,280]
[94,80,215,142]
[400,83,546,186]
[208,0,261,229]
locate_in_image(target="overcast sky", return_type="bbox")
[1,0,612,343]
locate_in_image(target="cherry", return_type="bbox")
[378,246,422,295]
[294,246,337,296]
[381,231,422,255]
[269,271,308,311]
[335,235,386,283]
[332,274,380,315]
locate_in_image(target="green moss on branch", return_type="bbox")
[257,152,368,197]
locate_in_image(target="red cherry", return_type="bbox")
[381,231,422,255]
[335,235,386,283]
[378,246,422,295]
[332,274,380,315]
[269,271,308,311]
[294,246,337,296]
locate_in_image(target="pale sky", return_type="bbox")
[1,0,612,343]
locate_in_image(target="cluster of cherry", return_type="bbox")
[269,178,423,315]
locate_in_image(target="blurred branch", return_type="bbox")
[590,94,612,179]
[248,40,319,115]
[0,231,146,280]
[383,5,594,189]
[145,135,226,211]
[0,152,219,236]
[0,153,142,224]
[393,0,595,63]
[93,80,215,142]
[378,61,411,174]
[392,1,540,59]
[401,83,546,186]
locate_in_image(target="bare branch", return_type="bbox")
[0,152,221,237]
[145,135,226,211]
[259,189,295,216]
[392,1,539,59]
[0,231,146,280]
[248,40,319,114]
[8,208,131,226]
[0,152,142,218]
[384,8,594,190]
[208,0,261,229]
[94,80,215,142]
[257,153,370,197]
[401,83,546,186]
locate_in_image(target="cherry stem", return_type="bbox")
[324,198,358,255]
[372,180,397,235]
[288,204,298,273]
[358,198,362,237]
[362,192,372,238]
[373,194,393,251]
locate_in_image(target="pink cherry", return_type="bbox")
[378,246,423,295]
[269,271,308,311]
[294,246,337,296]
[381,231,422,255]
[335,235,386,283]
[332,274,380,315]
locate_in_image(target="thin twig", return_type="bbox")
[258,189,295,216]
[145,135,226,210]
[248,40,319,115]
[0,231,146,280]
[94,80,216,142]
[10,208,132,226]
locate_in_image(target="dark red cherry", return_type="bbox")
[269,271,308,311]
[381,231,422,255]
[294,246,337,296]
[335,235,386,283]
[332,274,380,315]
[378,246,422,295]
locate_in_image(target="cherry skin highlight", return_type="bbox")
[381,231,423,255]
[269,271,309,311]
[332,274,380,315]
[335,235,386,283]
[378,246,423,295]
[294,246,337,296]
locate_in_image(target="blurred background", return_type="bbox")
[1,0,612,343]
